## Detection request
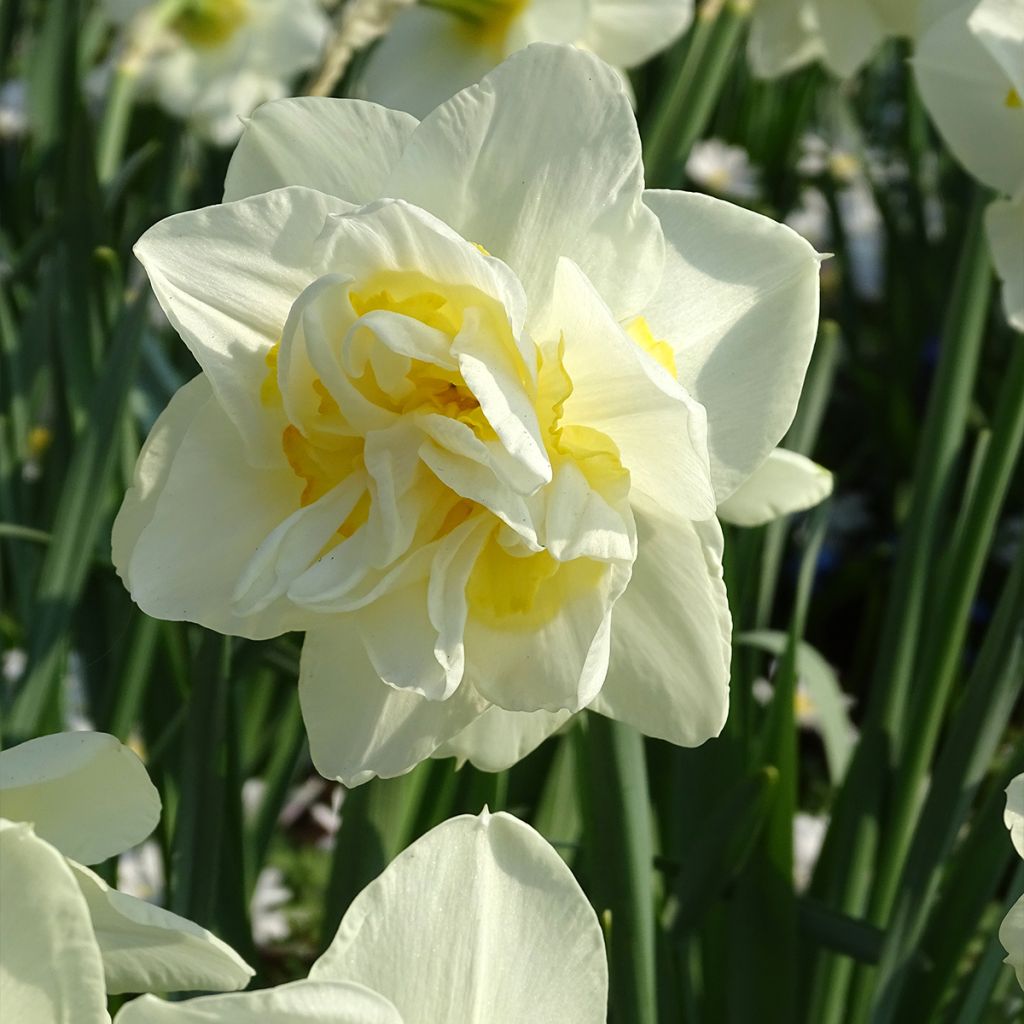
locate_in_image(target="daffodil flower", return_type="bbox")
[103,0,329,144]
[357,0,695,117]
[1001,773,1024,989]
[748,0,919,80]
[115,44,822,785]
[0,732,253,1021]
[115,810,607,1023]
[914,0,1024,333]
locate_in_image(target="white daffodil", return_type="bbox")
[357,0,694,117]
[1001,774,1024,989]
[748,0,919,80]
[915,0,1024,333]
[103,0,329,145]
[0,732,253,1020]
[685,138,762,201]
[115,44,821,785]
[116,810,607,1024]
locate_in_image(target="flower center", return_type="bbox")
[424,0,527,49]
[1007,87,1023,109]
[173,0,248,48]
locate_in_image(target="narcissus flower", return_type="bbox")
[914,0,1024,332]
[0,733,252,1021]
[103,0,329,144]
[1000,773,1024,989]
[357,0,694,117]
[115,44,821,785]
[748,0,919,79]
[115,811,607,1023]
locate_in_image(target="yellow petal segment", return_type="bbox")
[1008,87,1023,109]
[625,316,678,378]
[174,0,248,48]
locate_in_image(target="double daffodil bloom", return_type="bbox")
[914,0,1024,332]
[748,0,919,79]
[115,44,822,785]
[358,0,694,117]
[1001,774,1024,989]
[116,811,607,1023]
[103,0,329,144]
[0,733,252,1021]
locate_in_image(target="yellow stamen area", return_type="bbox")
[27,426,53,459]
[174,0,248,48]
[794,687,817,722]
[260,345,281,408]
[1007,87,1023,109]
[350,287,461,336]
[626,316,678,378]
[281,426,362,508]
[430,0,526,49]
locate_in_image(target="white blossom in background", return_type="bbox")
[2,647,27,686]
[358,0,695,117]
[0,733,252,1020]
[115,45,824,784]
[748,0,919,80]
[102,0,330,145]
[685,139,762,201]
[116,811,608,1024]
[250,867,293,947]
[914,0,1024,332]
[117,839,166,905]
[793,811,828,892]
[1001,774,1024,989]
[0,79,27,139]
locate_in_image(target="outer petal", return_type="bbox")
[0,732,159,865]
[1006,773,1024,860]
[434,705,571,772]
[358,5,501,119]
[114,981,404,1024]
[117,383,311,639]
[814,0,888,78]
[224,97,418,203]
[384,43,664,325]
[134,186,353,465]
[69,862,253,996]
[311,811,608,1024]
[1001,894,1024,991]
[985,195,1024,333]
[913,0,1024,196]
[590,502,731,746]
[716,448,833,527]
[299,621,488,787]
[583,0,695,68]
[747,0,825,79]
[640,189,821,503]
[0,821,109,1024]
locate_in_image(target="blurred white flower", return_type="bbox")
[117,839,166,905]
[63,650,96,732]
[793,811,828,892]
[0,79,27,139]
[1001,774,1024,990]
[103,0,330,144]
[358,0,695,117]
[250,866,292,947]
[786,187,831,250]
[0,733,252,1019]
[985,192,1024,332]
[116,811,609,1024]
[686,138,762,201]
[1,647,27,685]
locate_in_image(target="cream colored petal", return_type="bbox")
[0,732,159,865]
[434,704,571,772]
[1006,773,1024,859]
[583,0,694,68]
[1000,893,1024,990]
[224,97,417,203]
[747,0,825,79]
[590,501,731,747]
[0,821,109,1024]
[114,981,404,1023]
[985,195,1024,333]
[815,0,888,78]
[299,620,488,786]
[716,448,833,527]
[311,812,608,1024]
[69,861,253,996]
[641,189,821,503]
[969,0,1024,97]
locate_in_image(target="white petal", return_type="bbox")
[311,811,608,1024]
[120,383,311,640]
[590,501,731,747]
[134,186,353,465]
[299,621,488,786]
[747,0,825,79]
[68,862,253,996]
[434,705,571,772]
[985,195,1024,333]
[0,821,108,1024]
[716,448,833,527]
[553,257,715,520]
[1006,773,1024,860]
[583,0,695,68]
[1001,893,1024,991]
[357,5,501,119]
[384,43,664,325]
[641,189,821,503]
[225,96,418,202]
[0,732,159,865]
[114,981,403,1023]
[969,0,1024,98]
[814,0,888,78]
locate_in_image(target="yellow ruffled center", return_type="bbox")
[1007,87,1023,109]
[426,0,527,50]
[174,0,248,48]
